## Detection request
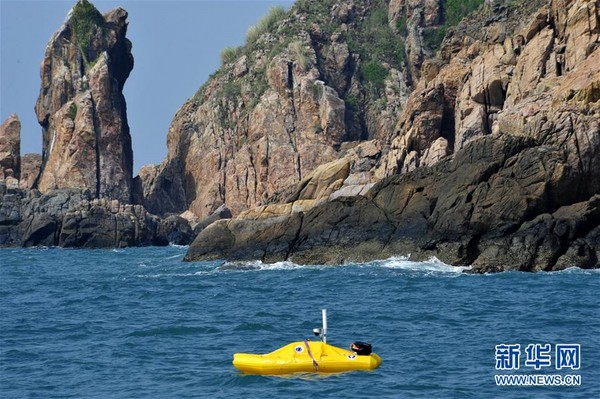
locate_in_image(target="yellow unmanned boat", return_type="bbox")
[233,310,382,375]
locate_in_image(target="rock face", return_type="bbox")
[388,0,443,82]
[138,0,419,219]
[0,186,193,248]
[19,154,42,190]
[0,1,193,249]
[35,0,134,203]
[186,0,600,272]
[0,114,21,189]
[187,132,600,271]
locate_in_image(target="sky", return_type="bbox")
[0,0,293,173]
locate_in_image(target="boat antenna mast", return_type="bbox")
[312,309,328,343]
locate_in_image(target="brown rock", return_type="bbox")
[504,26,554,107]
[421,137,449,167]
[0,114,21,183]
[19,154,42,190]
[144,42,349,218]
[455,41,513,151]
[550,0,600,74]
[287,158,351,202]
[35,1,134,202]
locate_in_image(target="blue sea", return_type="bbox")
[1,246,599,398]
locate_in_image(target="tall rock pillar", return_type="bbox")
[0,114,21,188]
[35,0,134,202]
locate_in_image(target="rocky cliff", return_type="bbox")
[35,0,134,203]
[185,0,600,272]
[138,0,422,218]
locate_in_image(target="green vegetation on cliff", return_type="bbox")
[68,103,78,120]
[220,46,243,64]
[71,0,105,50]
[423,0,485,51]
[444,0,486,26]
[346,1,406,92]
[246,6,287,44]
[195,0,411,129]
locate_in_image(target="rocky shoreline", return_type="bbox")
[0,184,193,248]
[185,134,600,272]
[184,0,600,273]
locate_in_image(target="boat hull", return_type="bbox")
[233,341,382,375]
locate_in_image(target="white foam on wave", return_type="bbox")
[376,256,470,274]
[218,260,325,272]
[217,256,470,275]
[168,243,189,249]
[553,266,600,275]
[136,272,210,278]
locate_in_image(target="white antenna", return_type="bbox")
[322,309,327,343]
[312,309,328,343]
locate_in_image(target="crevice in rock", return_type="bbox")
[248,152,257,207]
[369,197,398,248]
[286,212,304,260]
[569,116,586,187]
[113,216,118,247]
[286,62,294,92]
[89,94,101,199]
[440,95,456,151]
[538,30,555,81]
[54,219,62,246]
[296,154,302,181]
[464,234,481,265]
[220,159,228,205]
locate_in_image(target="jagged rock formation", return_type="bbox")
[186,0,600,272]
[0,1,192,249]
[35,0,134,203]
[139,0,416,218]
[0,114,21,189]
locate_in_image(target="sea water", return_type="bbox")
[1,246,598,398]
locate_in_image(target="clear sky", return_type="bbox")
[1,0,293,173]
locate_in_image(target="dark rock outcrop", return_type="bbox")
[0,186,192,248]
[35,0,134,203]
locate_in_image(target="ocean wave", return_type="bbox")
[553,266,600,275]
[218,260,325,272]
[168,243,189,248]
[218,256,470,275]
[126,325,219,338]
[136,271,213,278]
[372,256,470,274]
